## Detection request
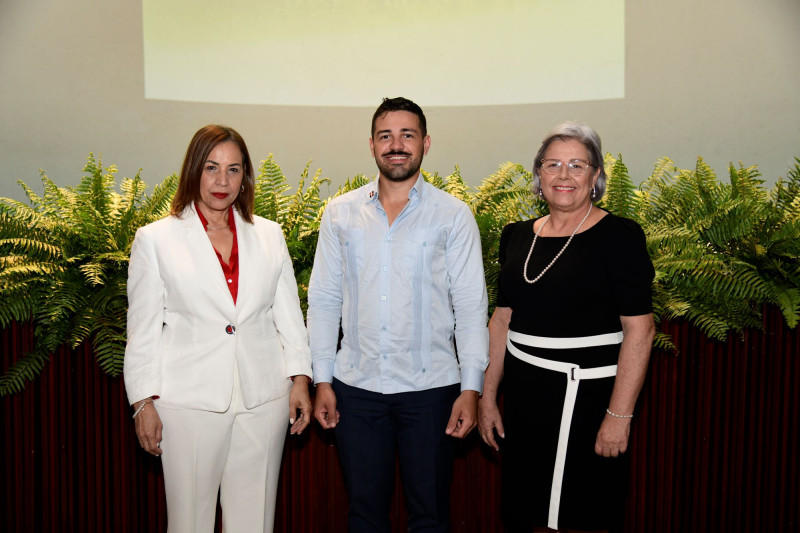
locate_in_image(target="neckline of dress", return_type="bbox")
[532,210,610,238]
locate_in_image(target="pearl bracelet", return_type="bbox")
[606,408,633,419]
[132,398,153,419]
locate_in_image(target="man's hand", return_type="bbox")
[313,382,340,429]
[445,390,479,438]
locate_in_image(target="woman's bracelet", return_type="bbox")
[132,398,153,419]
[606,408,634,419]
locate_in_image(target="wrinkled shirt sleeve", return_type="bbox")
[446,204,489,393]
[307,204,343,384]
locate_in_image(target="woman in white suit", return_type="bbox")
[123,125,312,532]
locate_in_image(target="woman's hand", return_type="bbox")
[478,397,505,451]
[594,414,631,457]
[288,375,312,435]
[595,313,654,458]
[134,400,163,456]
[480,306,512,451]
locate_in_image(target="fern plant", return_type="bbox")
[612,155,800,343]
[602,154,638,221]
[0,155,177,395]
[252,155,330,312]
[2,153,799,395]
[466,163,539,313]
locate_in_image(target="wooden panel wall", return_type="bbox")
[2,309,798,532]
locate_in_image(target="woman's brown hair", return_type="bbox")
[170,125,255,223]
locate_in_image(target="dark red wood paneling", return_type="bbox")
[2,310,799,532]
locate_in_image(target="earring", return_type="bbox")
[240,184,245,192]
[591,186,596,199]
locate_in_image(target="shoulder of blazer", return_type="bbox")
[134,209,199,249]
[136,213,184,237]
[248,213,283,237]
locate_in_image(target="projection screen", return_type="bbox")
[143,0,624,107]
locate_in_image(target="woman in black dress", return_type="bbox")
[478,122,655,532]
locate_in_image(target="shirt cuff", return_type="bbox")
[311,360,334,385]
[460,366,485,395]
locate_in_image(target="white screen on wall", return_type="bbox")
[142,0,625,107]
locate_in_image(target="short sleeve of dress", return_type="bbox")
[495,222,518,309]
[607,217,655,316]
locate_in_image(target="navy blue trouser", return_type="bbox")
[332,378,460,533]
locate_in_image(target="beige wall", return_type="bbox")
[2,0,799,202]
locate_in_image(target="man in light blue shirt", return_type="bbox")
[308,97,489,532]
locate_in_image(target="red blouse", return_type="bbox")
[195,203,239,304]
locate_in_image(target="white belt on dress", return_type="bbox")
[506,329,623,530]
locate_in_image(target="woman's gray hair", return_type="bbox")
[532,121,607,201]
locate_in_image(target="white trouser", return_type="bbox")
[507,330,622,530]
[156,363,288,533]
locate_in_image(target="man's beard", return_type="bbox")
[375,151,423,182]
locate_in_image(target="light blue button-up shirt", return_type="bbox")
[307,175,489,394]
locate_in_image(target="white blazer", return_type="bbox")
[123,205,312,411]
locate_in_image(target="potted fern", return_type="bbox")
[2,153,799,395]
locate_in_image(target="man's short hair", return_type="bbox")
[371,97,427,138]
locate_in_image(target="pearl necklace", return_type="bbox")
[205,225,228,231]
[523,203,593,284]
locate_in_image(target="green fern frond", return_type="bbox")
[0,237,61,259]
[334,174,371,197]
[93,331,127,375]
[0,296,35,328]
[442,166,472,204]
[297,169,331,238]
[280,161,311,231]
[423,170,447,190]
[769,158,800,221]
[729,162,765,201]
[0,208,58,249]
[0,259,66,279]
[255,155,291,223]
[75,154,117,219]
[601,154,637,220]
[79,262,107,286]
[280,162,330,238]
[472,162,533,222]
[652,332,675,352]
[113,174,148,244]
[764,281,800,328]
[136,174,178,229]
[0,351,51,396]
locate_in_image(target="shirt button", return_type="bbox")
[225,324,236,335]
[384,236,389,241]
[383,354,388,360]
[421,368,426,373]
[381,295,387,301]
[381,326,387,331]
[383,266,388,271]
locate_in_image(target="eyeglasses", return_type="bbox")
[539,159,596,177]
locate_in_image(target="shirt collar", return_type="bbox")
[366,173,425,204]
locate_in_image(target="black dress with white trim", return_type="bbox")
[496,213,654,531]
